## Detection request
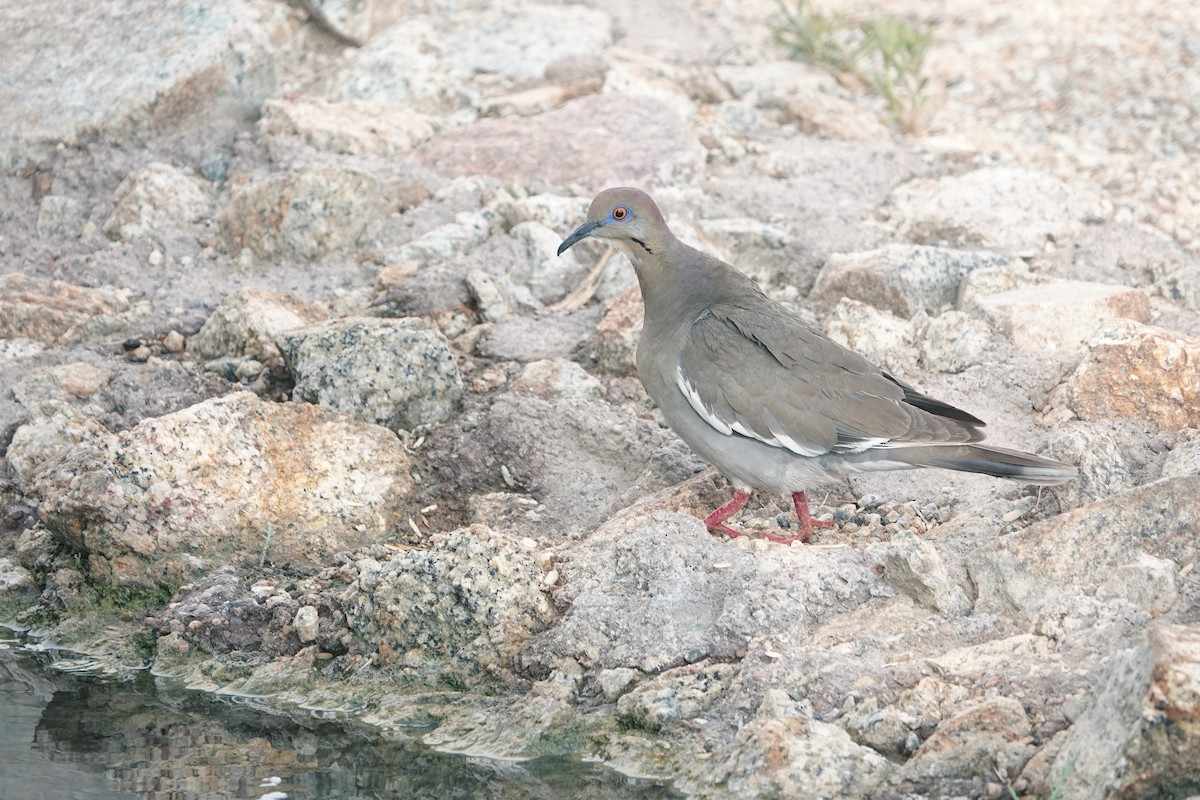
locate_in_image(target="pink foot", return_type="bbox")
[790,491,834,544]
[703,489,750,538]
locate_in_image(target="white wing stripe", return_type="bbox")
[676,367,825,456]
[677,367,733,435]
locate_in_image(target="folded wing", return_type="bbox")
[676,302,985,458]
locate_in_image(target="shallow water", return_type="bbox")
[0,634,679,800]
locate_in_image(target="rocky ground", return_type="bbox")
[2,0,1200,797]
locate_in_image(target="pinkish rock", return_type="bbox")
[416,94,705,191]
[1066,320,1200,429]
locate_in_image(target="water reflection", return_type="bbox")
[0,640,678,800]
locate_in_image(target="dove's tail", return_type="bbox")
[852,443,1077,486]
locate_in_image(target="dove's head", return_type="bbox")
[557,187,673,262]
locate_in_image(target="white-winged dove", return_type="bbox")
[558,187,1076,544]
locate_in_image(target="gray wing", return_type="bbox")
[676,302,984,458]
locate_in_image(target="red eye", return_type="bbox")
[612,206,628,221]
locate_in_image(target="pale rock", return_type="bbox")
[811,244,1011,318]
[597,667,642,702]
[341,526,554,680]
[510,359,602,400]
[781,84,891,141]
[279,316,463,431]
[505,194,590,233]
[918,310,990,373]
[1065,320,1200,429]
[32,392,414,587]
[465,269,541,322]
[0,0,298,170]
[15,362,110,412]
[36,195,82,239]
[1039,425,1136,511]
[7,404,108,488]
[0,274,139,345]
[594,287,643,376]
[928,634,1059,680]
[616,662,738,732]
[481,82,601,118]
[295,0,371,45]
[457,391,692,537]
[545,52,608,85]
[40,567,85,610]
[1155,265,1200,312]
[509,220,584,304]
[973,280,1150,354]
[825,298,915,371]
[418,677,580,759]
[218,166,382,262]
[1048,624,1200,800]
[102,162,210,240]
[11,358,229,432]
[889,167,1108,252]
[416,94,705,190]
[0,338,44,362]
[528,510,874,669]
[1161,428,1200,479]
[865,530,971,616]
[0,558,34,594]
[808,594,932,653]
[896,676,973,725]
[699,217,791,253]
[693,692,889,798]
[956,261,1044,310]
[594,251,638,303]
[188,288,329,392]
[716,61,830,108]
[467,492,543,531]
[385,209,496,266]
[293,605,320,644]
[602,49,699,124]
[260,98,436,155]
[14,528,57,573]
[324,3,612,114]
[162,330,186,353]
[972,476,1200,622]
[476,307,602,364]
[901,697,1033,780]
[843,703,921,757]
[1095,553,1178,617]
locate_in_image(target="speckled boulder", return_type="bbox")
[279,316,464,432]
[340,525,554,682]
[217,166,382,262]
[33,392,414,587]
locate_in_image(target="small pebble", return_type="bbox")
[162,330,186,352]
[1001,509,1023,523]
[235,358,263,380]
[858,494,882,509]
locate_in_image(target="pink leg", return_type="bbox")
[703,489,751,537]
[790,490,834,543]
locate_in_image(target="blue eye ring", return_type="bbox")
[612,206,629,221]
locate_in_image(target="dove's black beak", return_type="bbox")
[557,220,603,256]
